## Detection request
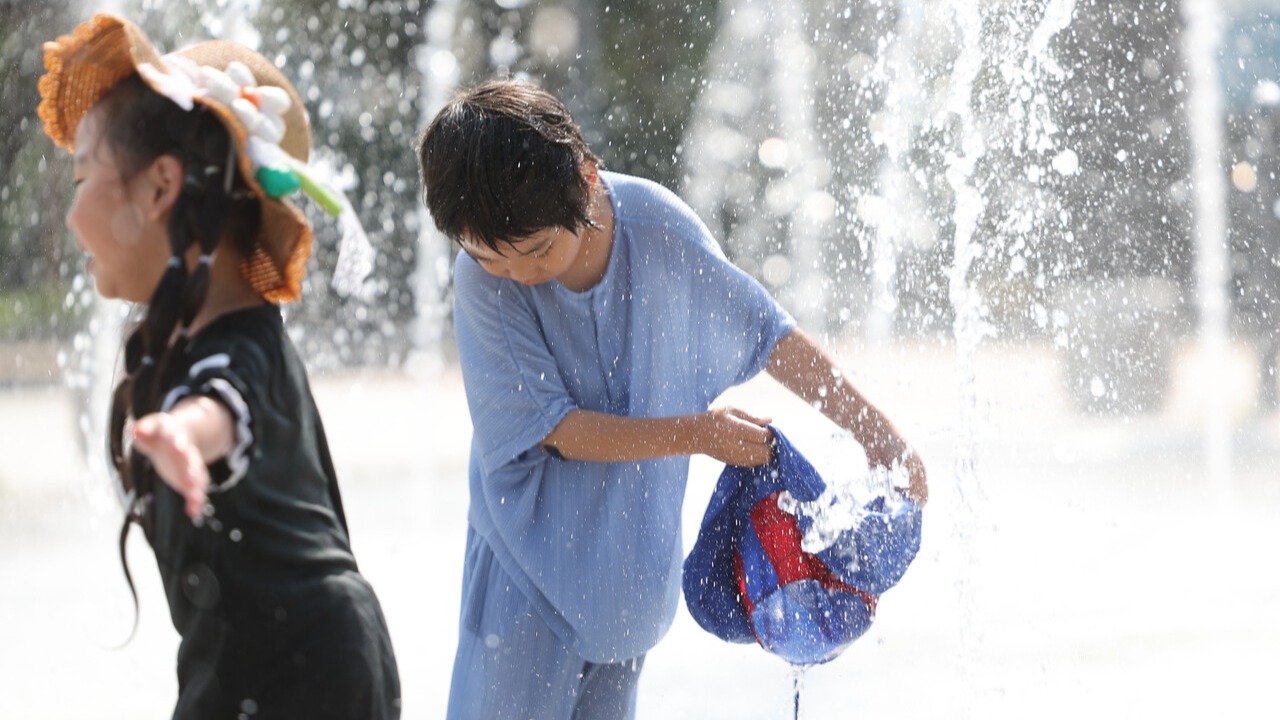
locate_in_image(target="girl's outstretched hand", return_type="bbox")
[696,406,775,467]
[131,396,235,520]
[132,412,211,520]
[132,412,209,517]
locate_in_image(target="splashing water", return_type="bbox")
[866,0,930,348]
[64,293,129,509]
[778,451,911,557]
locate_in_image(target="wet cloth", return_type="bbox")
[446,528,645,720]
[683,427,923,666]
[145,304,400,718]
[451,170,797,665]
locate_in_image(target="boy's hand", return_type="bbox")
[132,411,211,520]
[866,439,928,506]
[902,450,928,505]
[697,406,774,467]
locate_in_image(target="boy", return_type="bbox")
[418,79,926,719]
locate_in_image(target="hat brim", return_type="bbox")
[38,14,313,303]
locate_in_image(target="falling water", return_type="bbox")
[938,2,987,711]
[681,0,829,333]
[63,0,134,509]
[942,0,987,512]
[866,0,930,347]
[1181,0,1233,498]
[936,1,1081,712]
[65,289,127,508]
[766,0,830,332]
[790,664,806,720]
[409,0,463,372]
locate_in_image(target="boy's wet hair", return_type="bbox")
[418,79,600,252]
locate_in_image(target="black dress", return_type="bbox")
[139,304,400,719]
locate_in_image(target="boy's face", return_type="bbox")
[459,225,584,287]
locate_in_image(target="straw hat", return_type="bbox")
[38,14,322,303]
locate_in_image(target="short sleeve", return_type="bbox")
[669,200,796,394]
[159,352,256,490]
[453,256,578,476]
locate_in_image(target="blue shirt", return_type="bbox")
[452,171,796,662]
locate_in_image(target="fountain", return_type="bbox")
[679,0,1242,715]
[409,0,463,372]
[2,1,1278,718]
[936,2,989,712]
[865,0,931,347]
[682,0,840,335]
[1181,0,1233,497]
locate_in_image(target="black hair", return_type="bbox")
[417,78,600,252]
[89,74,261,629]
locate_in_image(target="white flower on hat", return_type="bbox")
[140,56,292,148]
[198,60,291,146]
[135,53,344,214]
[136,46,357,291]
[136,55,204,111]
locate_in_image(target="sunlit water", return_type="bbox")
[4,347,1279,718]
[409,0,462,373]
[1181,0,1234,496]
[3,0,1279,717]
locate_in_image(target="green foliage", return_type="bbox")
[590,0,721,187]
[0,281,71,341]
[0,2,79,341]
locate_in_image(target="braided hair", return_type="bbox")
[90,74,261,624]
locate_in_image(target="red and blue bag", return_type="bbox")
[682,426,923,666]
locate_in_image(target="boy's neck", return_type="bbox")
[558,182,615,293]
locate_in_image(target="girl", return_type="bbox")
[39,15,400,718]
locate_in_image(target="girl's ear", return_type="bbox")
[138,155,184,222]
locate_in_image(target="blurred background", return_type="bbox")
[2,0,1279,718]
[4,0,1280,409]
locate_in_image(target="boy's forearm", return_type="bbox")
[767,329,928,503]
[540,409,699,463]
[766,329,905,456]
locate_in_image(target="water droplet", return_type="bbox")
[1051,148,1079,175]
[1232,162,1258,193]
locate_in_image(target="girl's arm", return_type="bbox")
[540,406,776,467]
[765,328,929,505]
[131,396,235,519]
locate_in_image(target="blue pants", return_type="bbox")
[446,529,645,720]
